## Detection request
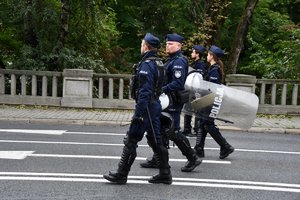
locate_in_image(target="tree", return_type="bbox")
[239,0,300,79]
[227,0,259,74]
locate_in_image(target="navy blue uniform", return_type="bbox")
[206,63,222,84]
[191,60,207,76]
[163,50,188,130]
[130,50,162,144]
[104,33,173,184]
[140,34,201,173]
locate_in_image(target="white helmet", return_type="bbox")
[185,71,203,90]
[159,93,170,110]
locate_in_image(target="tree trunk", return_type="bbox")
[227,0,259,74]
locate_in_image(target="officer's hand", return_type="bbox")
[131,115,143,124]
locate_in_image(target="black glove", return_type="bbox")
[131,115,143,124]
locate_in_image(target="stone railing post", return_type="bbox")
[225,74,257,93]
[61,69,93,108]
[0,73,4,94]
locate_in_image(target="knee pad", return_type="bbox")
[123,132,140,148]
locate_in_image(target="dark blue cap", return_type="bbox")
[143,33,160,48]
[166,33,184,43]
[209,45,224,57]
[192,45,206,54]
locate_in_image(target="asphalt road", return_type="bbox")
[0,121,299,200]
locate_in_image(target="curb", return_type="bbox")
[1,118,299,135]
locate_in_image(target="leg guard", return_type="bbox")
[171,130,195,161]
[193,116,201,134]
[140,134,158,168]
[182,114,192,136]
[103,134,138,184]
[194,126,207,158]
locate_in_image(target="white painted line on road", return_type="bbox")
[0,139,299,155]
[66,132,126,136]
[0,129,66,135]
[0,172,299,193]
[65,131,213,140]
[0,151,34,159]
[29,154,231,164]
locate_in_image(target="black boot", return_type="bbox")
[103,170,128,184]
[181,154,202,172]
[204,123,234,159]
[195,147,205,158]
[140,134,158,168]
[148,145,172,184]
[194,126,207,158]
[220,144,234,159]
[103,135,137,184]
[140,153,158,168]
[149,168,172,184]
[171,131,202,172]
[182,114,192,136]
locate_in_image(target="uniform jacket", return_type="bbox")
[134,50,160,117]
[206,63,222,84]
[163,50,188,95]
[191,60,207,76]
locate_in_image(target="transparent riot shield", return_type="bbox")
[183,72,259,129]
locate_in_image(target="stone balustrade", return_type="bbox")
[0,69,299,114]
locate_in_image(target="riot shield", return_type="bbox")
[183,72,259,129]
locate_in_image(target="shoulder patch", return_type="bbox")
[174,70,182,78]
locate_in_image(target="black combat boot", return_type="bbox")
[182,114,192,136]
[171,131,202,172]
[140,153,158,168]
[103,135,137,184]
[219,144,234,159]
[181,153,202,172]
[148,145,172,184]
[204,123,234,159]
[194,126,207,158]
[140,134,159,168]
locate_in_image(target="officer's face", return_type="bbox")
[140,40,147,55]
[166,41,181,54]
[191,49,199,59]
[207,52,213,63]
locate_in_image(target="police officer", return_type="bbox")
[182,45,207,137]
[103,33,172,184]
[194,45,234,159]
[140,33,202,172]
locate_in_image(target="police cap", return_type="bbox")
[192,45,206,54]
[166,33,184,43]
[144,33,160,48]
[209,45,224,58]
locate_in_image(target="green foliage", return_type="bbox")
[239,0,300,79]
[0,0,299,79]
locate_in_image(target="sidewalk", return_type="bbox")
[0,105,299,134]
